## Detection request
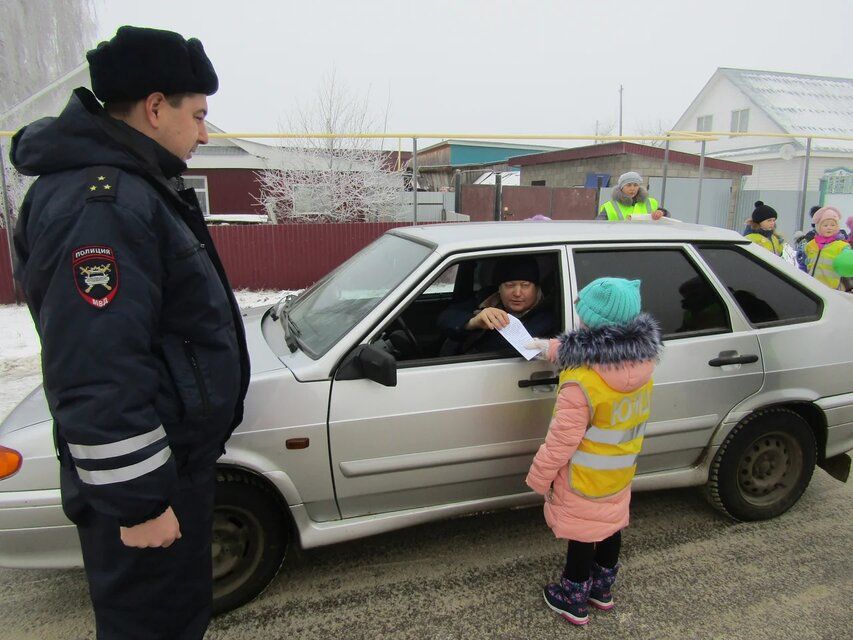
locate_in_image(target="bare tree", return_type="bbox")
[634,117,669,147]
[255,71,404,223]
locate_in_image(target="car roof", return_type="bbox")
[390,220,747,254]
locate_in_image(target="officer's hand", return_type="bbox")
[467,307,510,331]
[120,506,182,548]
[652,209,665,220]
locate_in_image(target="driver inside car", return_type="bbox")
[438,255,556,355]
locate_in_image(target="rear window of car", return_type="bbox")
[697,245,822,326]
[572,248,731,339]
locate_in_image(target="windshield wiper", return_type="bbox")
[270,293,297,321]
[274,295,301,353]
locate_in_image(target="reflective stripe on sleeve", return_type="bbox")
[571,450,637,470]
[67,425,167,461]
[75,447,172,486]
[585,421,647,445]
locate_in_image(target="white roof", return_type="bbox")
[719,68,853,153]
[391,220,744,254]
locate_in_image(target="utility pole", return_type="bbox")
[618,85,623,137]
[594,120,599,143]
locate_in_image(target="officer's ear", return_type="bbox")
[143,92,169,129]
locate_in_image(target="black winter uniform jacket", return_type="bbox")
[11,88,250,526]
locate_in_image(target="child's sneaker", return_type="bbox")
[542,576,592,625]
[588,563,619,611]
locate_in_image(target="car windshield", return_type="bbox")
[287,234,433,358]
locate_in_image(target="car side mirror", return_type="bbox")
[336,343,397,387]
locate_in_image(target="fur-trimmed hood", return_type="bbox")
[555,313,662,369]
[612,185,650,207]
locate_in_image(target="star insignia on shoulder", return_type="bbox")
[89,185,97,191]
[97,176,106,181]
[103,184,112,190]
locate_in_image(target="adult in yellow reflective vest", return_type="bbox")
[804,206,852,290]
[596,171,668,221]
[526,277,662,624]
[744,201,785,256]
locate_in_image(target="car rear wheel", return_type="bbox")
[706,408,816,521]
[212,471,289,615]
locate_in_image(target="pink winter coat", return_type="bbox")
[525,314,662,543]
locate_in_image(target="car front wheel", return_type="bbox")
[212,471,289,615]
[706,408,816,521]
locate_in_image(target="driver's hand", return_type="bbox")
[467,307,510,330]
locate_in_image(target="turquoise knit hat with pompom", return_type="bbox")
[576,277,642,328]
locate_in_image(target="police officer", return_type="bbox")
[11,26,249,639]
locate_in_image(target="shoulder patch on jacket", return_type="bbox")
[85,166,120,202]
[72,245,120,309]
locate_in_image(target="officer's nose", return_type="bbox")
[198,121,209,146]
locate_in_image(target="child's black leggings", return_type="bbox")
[563,530,621,582]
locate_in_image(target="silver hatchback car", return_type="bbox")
[1,221,851,614]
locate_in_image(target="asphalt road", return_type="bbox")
[1,470,851,640]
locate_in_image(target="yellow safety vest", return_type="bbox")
[745,232,784,256]
[804,239,848,290]
[559,367,653,499]
[600,196,659,221]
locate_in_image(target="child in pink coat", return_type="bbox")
[526,277,662,625]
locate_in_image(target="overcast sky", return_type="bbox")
[95,0,852,147]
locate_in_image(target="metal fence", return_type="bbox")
[3,128,853,302]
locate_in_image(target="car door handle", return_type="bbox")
[518,376,559,388]
[708,353,759,367]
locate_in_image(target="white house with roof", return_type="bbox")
[670,68,853,194]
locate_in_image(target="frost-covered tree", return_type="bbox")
[0,0,96,113]
[255,71,404,223]
[0,0,96,228]
[0,165,32,230]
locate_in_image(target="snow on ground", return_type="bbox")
[233,289,295,309]
[0,290,298,423]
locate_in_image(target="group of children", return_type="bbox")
[521,188,850,628]
[743,200,853,292]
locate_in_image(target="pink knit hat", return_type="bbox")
[812,206,841,226]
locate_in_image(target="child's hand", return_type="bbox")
[525,338,551,359]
